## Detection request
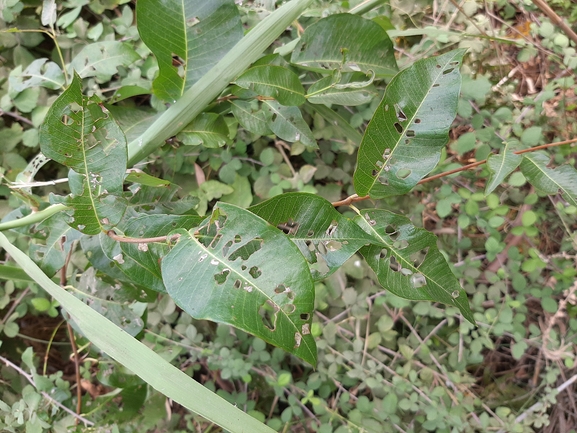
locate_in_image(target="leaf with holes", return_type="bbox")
[69,42,140,82]
[291,14,397,78]
[29,214,83,277]
[486,142,523,195]
[39,73,128,234]
[353,49,466,199]
[236,65,306,106]
[137,0,243,102]
[176,113,230,148]
[161,203,316,366]
[71,267,147,337]
[520,151,577,206]
[264,101,316,149]
[249,193,379,280]
[231,100,273,136]
[355,209,475,324]
[9,58,65,92]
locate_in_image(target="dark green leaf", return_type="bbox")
[249,193,378,280]
[291,14,397,78]
[39,73,128,234]
[69,41,140,82]
[162,203,317,366]
[117,214,202,293]
[137,0,243,101]
[107,106,160,144]
[354,49,466,198]
[236,65,306,106]
[177,113,230,148]
[520,152,577,206]
[264,100,317,149]
[485,143,522,195]
[231,100,273,136]
[356,209,475,324]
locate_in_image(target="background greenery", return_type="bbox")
[1,0,576,432]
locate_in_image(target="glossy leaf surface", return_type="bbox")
[250,193,378,280]
[39,74,127,234]
[354,49,465,198]
[291,14,397,78]
[356,209,475,324]
[520,152,577,206]
[236,65,306,106]
[162,203,317,366]
[137,0,243,102]
[486,143,522,195]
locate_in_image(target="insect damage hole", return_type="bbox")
[214,269,230,285]
[277,219,299,235]
[259,300,279,331]
[294,331,302,348]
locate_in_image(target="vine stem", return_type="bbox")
[331,137,577,207]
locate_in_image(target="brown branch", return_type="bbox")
[531,0,577,47]
[106,230,181,244]
[331,137,577,207]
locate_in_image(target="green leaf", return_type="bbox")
[249,193,378,280]
[235,65,306,106]
[221,174,254,208]
[307,74,377,106]
[0,232,277,433]
[71,267,146,336]
[108,106,160,144]
[137,0,243,102]
[116,214,202,293]
[485,143,522,195]
[9,58,64,91]
[69,41,140,82]
[355,209,475,324]
[39,73,128,235]
[177,113,230,148]
[29,214,83,277]
[520,152,577,206]
[353,49,466,199]
[162,203,317,366]
[264,100,316,149]
[291,14,397,78]
[230,100,273,136]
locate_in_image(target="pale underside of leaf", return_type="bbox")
[521,152,577,206]
[485,143,523,195]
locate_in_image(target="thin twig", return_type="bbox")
[0,355,94,427]
[531,0,577,47]
[0,109,34,126]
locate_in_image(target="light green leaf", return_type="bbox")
[162,203,317,366]
[307,73,377,106]
[221,174,254,208]
[520,152,577,206]
[0,232,277,433]
[264,100,316,149]
[356,209,475,324]
[230,100,273,136]
[137,0,243,102]
[9,58,65,92]
[177,113,230,148]
[291,13,397,78]
[29,214,83,277]
[39,73,128,235]
[353,49,466,198]
[249,193,378,280]
[235,65,306,106]
[485,143,522,195]
[108,106,160,144]
[69,41,140,82]
[41,0,57,26]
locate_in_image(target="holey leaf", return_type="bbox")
[520,151,577,206]
[249,193,378,281]
[137,0,243,102]
[39,73,128,235]
[162,203,317,366]
[353,49,466,199]
[291,14,398,79]
[485,142,523,195]
[355,209,475,324]
[235,65,306,106]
